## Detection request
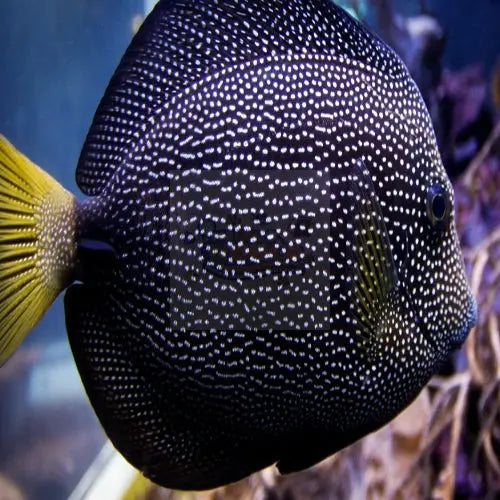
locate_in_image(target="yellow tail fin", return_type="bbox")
[0,136,76,365]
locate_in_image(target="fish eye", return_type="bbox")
[426,184,451,232]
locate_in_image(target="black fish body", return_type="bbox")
[0,0,476,491]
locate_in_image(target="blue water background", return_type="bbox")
[0,1,142,498]
[395,0,500,75]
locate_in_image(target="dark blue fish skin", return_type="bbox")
[77,0,407,194]
[65,0,476,490]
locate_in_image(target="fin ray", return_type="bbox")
[0,135,76,365]
[349,159,398,348]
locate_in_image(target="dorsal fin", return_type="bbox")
[76,0,408,194]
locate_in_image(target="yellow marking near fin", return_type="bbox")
[121,471,154,500]
[0,136,76,365]
[350,160,398,349]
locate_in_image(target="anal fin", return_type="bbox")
[64,284,276,490]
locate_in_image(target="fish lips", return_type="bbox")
[449,295,478,350]
[427,295,478,353]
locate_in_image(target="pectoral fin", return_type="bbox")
[348,160,399,351]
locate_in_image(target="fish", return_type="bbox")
[0,0,477,491]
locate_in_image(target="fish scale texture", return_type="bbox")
[76,0,407,195]
[65,0,476,490]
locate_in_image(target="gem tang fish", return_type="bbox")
[0,0,476,490]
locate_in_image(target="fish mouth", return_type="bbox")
[402,285,477,354]
[449,295,478,350]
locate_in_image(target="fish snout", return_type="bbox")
[466,295,478,333]
[452,294,478,349]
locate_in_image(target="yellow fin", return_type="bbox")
[0,135,76,365]
[349,159,398,349]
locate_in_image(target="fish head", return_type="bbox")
[358,84,478,365]
[400,148,477,355]
[336,70,478,424]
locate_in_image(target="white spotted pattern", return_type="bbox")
[67,0,477,491]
